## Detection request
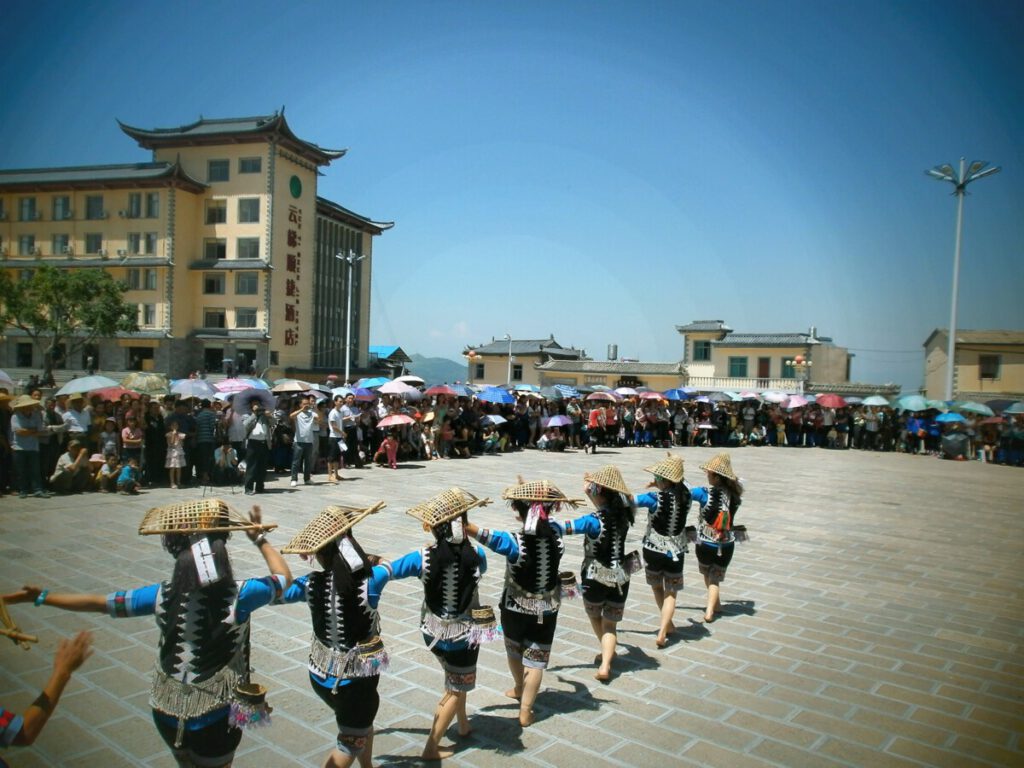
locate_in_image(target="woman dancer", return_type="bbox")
[691,453,743,622]
[634,453,692,647]
[280,502,390,768]
[388,488,492,760]
[464,478,578,726]
[555,465,635,682]
[5,500,289,768]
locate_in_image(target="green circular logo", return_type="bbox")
[289,175,302,199]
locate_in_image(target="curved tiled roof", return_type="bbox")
[316,197,393,235]
[118,111,346,166]
[0,161,206,193]
[715,333,832,347]
[536,360,685,375]
[676,320,732,333]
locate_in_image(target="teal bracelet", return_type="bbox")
[33,590,49,607]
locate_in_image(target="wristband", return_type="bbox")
[34,590,49,607]
[31,691,53,714]
[253,533,268,547]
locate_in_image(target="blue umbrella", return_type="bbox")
[477,387,515,404]
[513,383,540,392]
[451,384,473,397]
[663,388,690,401]
[894,395,928,412]
[554,384,580,398]
[952,401,995,417]
[1003,401,1024,415]
[233,387,276,412]
[935,412,966,424]
[539,386,564,400]
[171,378,218,400]
[356,376,391,389]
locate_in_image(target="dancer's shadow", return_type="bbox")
[675,617,712,642]
[719,599,756,618]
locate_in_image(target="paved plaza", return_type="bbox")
[1,446,1022,767]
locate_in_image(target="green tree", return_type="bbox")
[0,265,138,379]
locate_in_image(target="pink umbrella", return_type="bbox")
[816,393,847,408]
[638,391,664,401]
[216,377,259,393]
[543,414,572,427]
[378,380,419,395]
[425,385,457,397]
[586,392,617,402]
[614,387,638,396]
[784,395,809,409]
[739,391,761,400]
[378,414,414,429]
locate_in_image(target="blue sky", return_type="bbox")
[2,1,1021,391]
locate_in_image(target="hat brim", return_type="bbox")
[406,488,490,527]
[583,467,631,496]
[138,498,276,536]
[698,460,737,481]
[502,481,582,507]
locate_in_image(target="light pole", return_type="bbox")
[334,249,366,385]
[927,158,1001,401]
[784,355,812,394]
[504,333,513,386]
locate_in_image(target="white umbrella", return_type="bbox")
[56,375,120,396]
[0,370,15,389]
[783,394,809,409]
[862,395,891,407]
[761,391,788,404]
[378,380,419,395]
[394,374,425,386]
[271,379,311,394]
[171,378,218,400]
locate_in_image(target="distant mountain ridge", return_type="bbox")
[406,353,468,386]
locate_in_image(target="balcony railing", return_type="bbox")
[685,375,803,393]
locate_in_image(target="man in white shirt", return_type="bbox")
[340,394,362,468]
[289,396,319,487]
[327,395,346,482]
[61,395,90,439]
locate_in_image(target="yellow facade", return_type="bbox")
[923,330,1024,399]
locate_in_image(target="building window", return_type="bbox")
[238,198,260,223]
[693,340,712,362]
[52,234,70,256]
[235,272,258,295]
[781,359,796,379]
[239,157,262,174]
[16,343,33,367]
[203,273,225,294]
[144,232,158,255]
[85,233,103,254]
[126,269,141,290]
[236,237,260,260]
[85,195,105,220]
[235,307,258,328]
[0,199,6,220]
[19,269,33,282]
[128,233,141,255]
[474,363,485,379]
[126,347,154,370]
[208,160,229,182]
[728,356,748,378]
[139,303,157,326]
[144,268,158,290]
[979,355,1001,380]
[512,364,523,381]
[19,235,36,256]
[126,193,142,218]
[19,197,37,222]
[204,239,227,260]
[52,196,72,221]
[204,308,226,329]
[205,200,227,224]
[145,192,160,218]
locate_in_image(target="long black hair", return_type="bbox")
[510,498,558,540]
[162,531,234,593]
[315,533,371,596]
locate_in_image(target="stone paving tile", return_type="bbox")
[2,447,1022,766]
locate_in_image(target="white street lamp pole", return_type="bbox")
[335,250,366,385]
[927,158,1001,401]
[504,333,513,386]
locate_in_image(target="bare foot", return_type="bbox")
[519,707,535,727]
[703,612,714,623]
[504,687,522,700]
[421,745,454,760]
[458,726,473,738]
[655,634,668,648]
[594,667,611,683]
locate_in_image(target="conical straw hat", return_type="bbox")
[584,465,631,496]
[644,453,685,484]
[502,479,582,507]
[281,501,386,555]
[138,498,275,536]
[699,452,737,481]
[406,487,490,528]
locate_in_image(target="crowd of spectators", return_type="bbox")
[2,384,1022,498]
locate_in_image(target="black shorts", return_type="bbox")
[500,605,558,669]
[152,708,242,767]
[695,541,734,584]
[327,437,345,462]
[581,578,630,622]
[310,674,380,742]
[425,637,479,692]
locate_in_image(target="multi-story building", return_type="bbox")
[923,329,1024,401]
[0,111,391,378]
[676,320,857,393]
[463,336,587,387]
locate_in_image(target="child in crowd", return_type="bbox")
[99,418,120,458]
[165,418,185,489]
[373,430,400,469]
[96,454,121,492]
[117,457,141,494]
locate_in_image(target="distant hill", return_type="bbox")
[406,353,468,386]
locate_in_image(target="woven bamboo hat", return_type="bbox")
[700,452,737,481]
[584,465,631,496]
[406,487,490,528]
[502,479,582,508]
[644,453,685,484]
[281,501,386,555]
[11,395,42,410]
[138,498,276,536]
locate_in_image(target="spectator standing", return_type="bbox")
[243,401,274,495]
[290,396,319,487]
[121,414,144,467]
[10,395,51,498]
[193,400,218,485]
